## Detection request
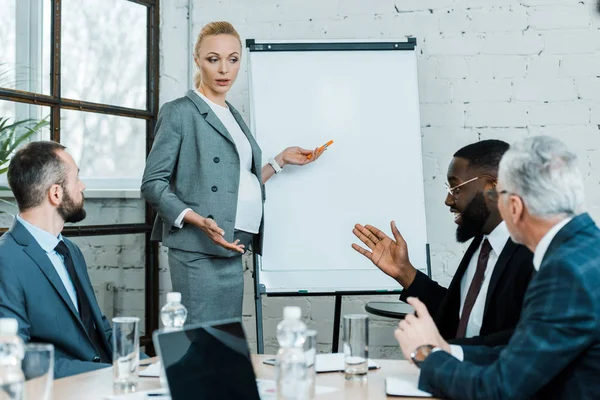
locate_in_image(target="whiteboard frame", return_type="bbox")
[247,38,426,294]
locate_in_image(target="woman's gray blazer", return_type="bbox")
[141,90,265,256]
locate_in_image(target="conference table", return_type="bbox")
[51,355,438,399]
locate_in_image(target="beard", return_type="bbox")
[456,192,491,243]
[58,187,87,223]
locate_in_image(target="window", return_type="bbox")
[0,0,160,351]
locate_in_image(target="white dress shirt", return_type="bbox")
[173,90,263,234]
[16,215,79,312]
[448,217,573,361]
[459,221,510,338]
[532,217,572,271]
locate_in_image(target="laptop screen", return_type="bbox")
[153,320,261,400]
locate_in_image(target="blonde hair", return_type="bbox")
[193,21,242,89]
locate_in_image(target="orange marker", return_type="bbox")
[307,140,334,159]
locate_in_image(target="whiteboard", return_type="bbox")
[247,40,427,293]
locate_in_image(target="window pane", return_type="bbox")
[60,109,146,189]
[0,0,52,94]
[61,0,147,109]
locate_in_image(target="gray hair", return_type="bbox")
[499,136,585,218]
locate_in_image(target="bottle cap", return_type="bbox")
[283,306,301,320]
[0,318,18,335]
[167,292,182,303]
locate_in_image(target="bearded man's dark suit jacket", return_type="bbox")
[400,233,534,346]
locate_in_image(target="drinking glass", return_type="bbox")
[342,314,368,380]
[112,317,140,394]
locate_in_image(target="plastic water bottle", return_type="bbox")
[159,292,188,388]
[275,306,307,400]
[0,318,24,400]
[160,292,188,332]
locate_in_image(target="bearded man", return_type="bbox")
[0,141,115,377]
[353,140,534,346]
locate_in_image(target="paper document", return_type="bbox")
[386,376,432,397]
[139,361,161,377]
[256,379,337,400]
[104,388,170,399]
[315,353,379,373]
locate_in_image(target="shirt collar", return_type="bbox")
[194,89,229,110]
[483,220,510,256]
[16,215,63,254]
[533,217,573,271]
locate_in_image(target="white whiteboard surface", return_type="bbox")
[248,41,427,293]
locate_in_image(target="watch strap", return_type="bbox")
[268,157,283,174]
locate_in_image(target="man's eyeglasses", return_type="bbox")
[445,175,496,199]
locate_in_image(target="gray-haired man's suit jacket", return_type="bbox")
[141,90,265,256]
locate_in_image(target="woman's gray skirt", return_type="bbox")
[167,230,254,324]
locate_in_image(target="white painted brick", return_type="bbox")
[379,12,439,38]
[160,1,191,103]
[481,31,544,55]
[418,78,453,103]
[521,0,578,5]
[529,5,592,30]
[392,0,455,12]
[491,56,528,78]
[529,102,590,125]
[591,104,600,124]
[417,58,438,82]
[466,102,529,127]
[475,127,530,144]
[437,56,468,79]
[469,6,530,32]
[543,30,599,55]
[525,55,561,78]
[437,9,472,34]
[513,78,577,101]
[425,33,482,56]
[560,54,600,77]
[465,56,528,80]
[456,0,521,7]
[338,0,394,16]
[420,127,479,161]
[453,79,512,102]
[575,78,600,101]
[420,103,465,127]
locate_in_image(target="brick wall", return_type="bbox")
[159,0,600,358]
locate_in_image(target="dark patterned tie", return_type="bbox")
[456,239,493,338]
[54,241,111,363]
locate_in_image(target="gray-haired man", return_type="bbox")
[394,136,600,399]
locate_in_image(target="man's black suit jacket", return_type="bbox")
[400,235,534,346]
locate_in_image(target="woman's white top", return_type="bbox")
[173,90,263,234]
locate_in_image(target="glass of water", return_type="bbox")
[303,330,317,399]
[23,343,54,400]
[112,317,140,394]
[342,314,369,381]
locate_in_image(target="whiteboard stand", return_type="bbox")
[245,37,428,354]
[253,244,431,354]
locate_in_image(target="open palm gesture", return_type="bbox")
[352,221,417,287]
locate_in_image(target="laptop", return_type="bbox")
[153,319,261,400]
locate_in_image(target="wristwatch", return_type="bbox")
[268,157,283,174]
[410,344,435,368]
